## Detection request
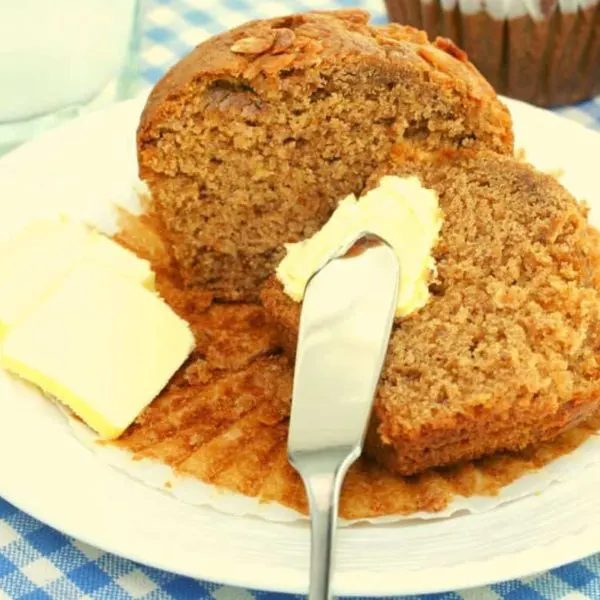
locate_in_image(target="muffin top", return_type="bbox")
[137,9,512,299]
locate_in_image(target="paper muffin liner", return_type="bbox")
[51,208,600,526]
[385,0,600,106]
[34,174,600,526]
[63,406,600,525]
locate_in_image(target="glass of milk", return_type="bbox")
[0,0,141,153]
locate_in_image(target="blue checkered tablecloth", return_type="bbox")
[1,1,600,598]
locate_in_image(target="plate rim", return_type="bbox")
[0,95,600,596]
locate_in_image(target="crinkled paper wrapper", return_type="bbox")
[64,408,600,525]
[55,190,600,526]
[385,0,600,106]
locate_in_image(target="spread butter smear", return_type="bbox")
[276,176,444,317]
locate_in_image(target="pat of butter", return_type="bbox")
[1,264,194,439]
[87,233,155,289]
[276,176,444,317]
[0,220,154,337]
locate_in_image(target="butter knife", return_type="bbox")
[288,233,399,600]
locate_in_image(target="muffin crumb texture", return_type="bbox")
[138,9,512,299]
[263,151,600,474]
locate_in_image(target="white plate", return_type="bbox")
[1,96,600,597]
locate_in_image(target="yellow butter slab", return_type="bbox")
[88,233,155,290]
[1,354,122,439]
[0,220,154,337]
[0,220,88,334]
[1,264,194,439]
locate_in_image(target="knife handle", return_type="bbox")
[294,448,359,600]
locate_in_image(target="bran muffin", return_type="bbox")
[137,9,513,300]
[261,150,600,475]
[385,0,600,106]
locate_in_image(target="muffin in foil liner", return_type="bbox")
[385,0,600,106]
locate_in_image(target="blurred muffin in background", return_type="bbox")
[385,0,600,106]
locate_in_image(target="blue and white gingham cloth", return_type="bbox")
[1,1,600,598]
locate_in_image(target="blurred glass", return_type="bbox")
[0,0,142,154]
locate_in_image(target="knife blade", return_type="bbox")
[288,233,399,600]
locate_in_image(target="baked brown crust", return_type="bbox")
[138,10,510,146]
[137,10,513,299]
[261,150,600,475]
